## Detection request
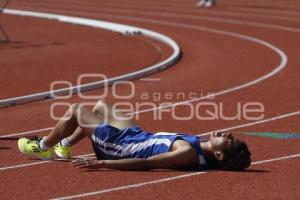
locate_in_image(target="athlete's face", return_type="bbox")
[209,132,235,151]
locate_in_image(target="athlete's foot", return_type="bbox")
[205,0,214,8]
[18,138,55,160]
[54,142,71,159]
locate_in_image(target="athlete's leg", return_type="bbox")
[47,100,135,147]
[43,103,102,147]
[66,101,106,145]
[93,100,135,129]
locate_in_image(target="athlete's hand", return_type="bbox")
[70,157,103,169]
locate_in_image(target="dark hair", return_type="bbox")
[207,139,251,171]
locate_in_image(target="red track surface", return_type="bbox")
[1,0,300,199]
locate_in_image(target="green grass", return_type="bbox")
[240,132,300,139]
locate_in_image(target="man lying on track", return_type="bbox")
[18,100,251,171]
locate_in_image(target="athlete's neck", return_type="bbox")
[199,141,213,158]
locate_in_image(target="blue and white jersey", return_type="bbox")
[91,124,207,169]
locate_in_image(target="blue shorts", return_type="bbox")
[91,123,142,160]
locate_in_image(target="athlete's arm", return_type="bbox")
[71,145,199,171]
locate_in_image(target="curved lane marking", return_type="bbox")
[0,9,180,107]
[1,6,299,173]
[0,17,298,200]
[126,3,300,22]
[198,110,300,136]
[0,12,288,136]
[53,1,300,22]
[33,5,300,33]
[91,14,288,115]
[0,8,296,175]
[0,5,298,199]
[8,1,300,22]
[98,8,300,33]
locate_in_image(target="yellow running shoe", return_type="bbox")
[54,142,71,159]
[18,138,55,160]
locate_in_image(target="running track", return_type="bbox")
[0,0,300,199]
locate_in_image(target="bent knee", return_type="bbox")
[70,103,79,110]
[92,100,106,114]
[68,103,84,118]
[69,103,80,113]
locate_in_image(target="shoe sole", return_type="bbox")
[18,139,32,155]
[55,150,71,159]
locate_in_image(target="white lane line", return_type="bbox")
[1,4,298,199]
[0,9,294,176]
[1,9,180,107]
[139,78,161,82]
[1,110,300,172]
[51,153,300,200]
[0,160,52,171]
[227,7,300,18]
[64,6,300,33]
[85,14,288,115]
[51,172,207,200]
[0,14,288,138]
[19,1,300,22]
[0,127,53,138]
[0,2,294,173]
[198,110,300,136]
[147,5,300,22]
[0,153,94,171]
[252,153,300,165]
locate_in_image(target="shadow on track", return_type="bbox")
[0,41,66,50]
[0,146,11,150]
[0,137,19,141]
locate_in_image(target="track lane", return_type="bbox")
[9,0,300,24]
[0,17,282,133]
[1,0,300,199]
[0,14,170,100]
[0,0,296,167]
[70,158,300,200]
